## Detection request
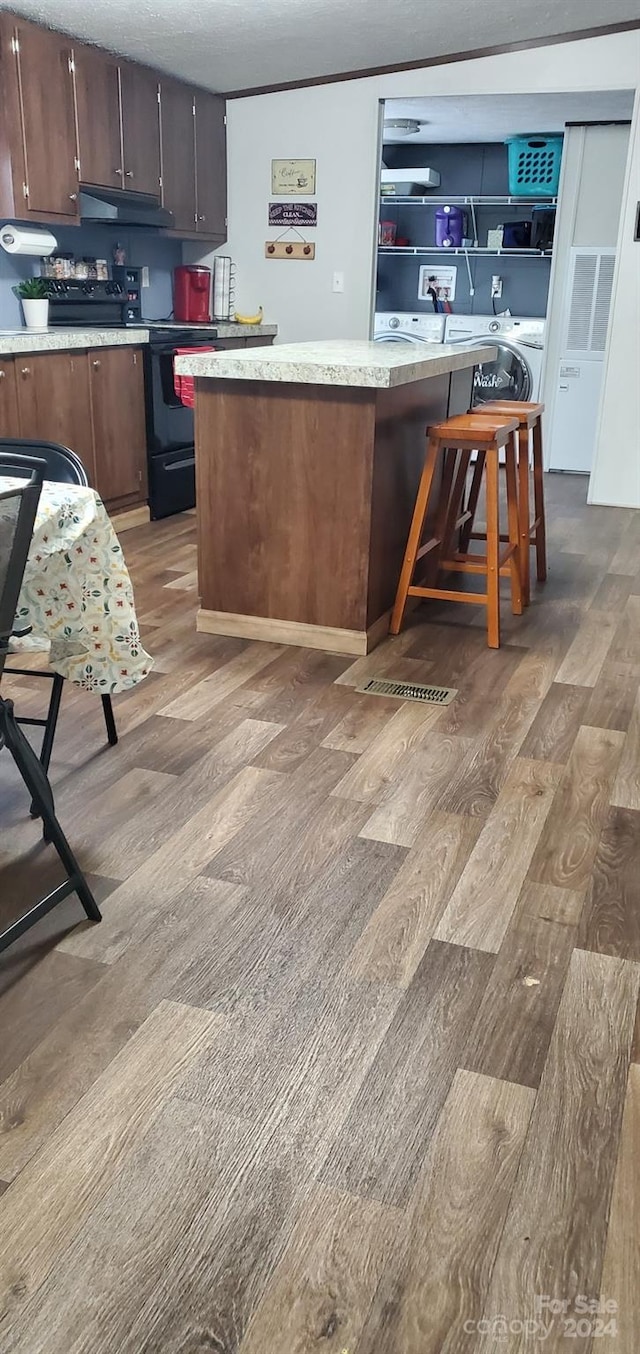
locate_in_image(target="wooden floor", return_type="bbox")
[1,473,639,1353]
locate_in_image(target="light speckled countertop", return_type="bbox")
[0,322,277,356]
[0,328,150,356]
[208,323,278,338]
[174,339,497,389]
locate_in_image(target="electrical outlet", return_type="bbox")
[491,274,503,299]
[141,266,150,288]
[332,271,345,294]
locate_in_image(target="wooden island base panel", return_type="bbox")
[184,341,494,654]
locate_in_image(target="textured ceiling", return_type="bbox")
[383,91,635,142]
[1,0,639,93]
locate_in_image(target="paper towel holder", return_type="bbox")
[0,224,58,256]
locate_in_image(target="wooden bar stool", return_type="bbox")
[390,412,522,649]
[460,400,547,606]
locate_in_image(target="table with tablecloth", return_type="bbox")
[1,477,152,693]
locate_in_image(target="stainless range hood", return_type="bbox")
[79,186,174,228]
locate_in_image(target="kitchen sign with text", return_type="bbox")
[268,202,318,227]
[271,159,316,195]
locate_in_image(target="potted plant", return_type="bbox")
[15,277,50,330]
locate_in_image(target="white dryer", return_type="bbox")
[374,312,446,344]
[443,315,546,406]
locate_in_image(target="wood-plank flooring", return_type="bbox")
[1,473,640,1352]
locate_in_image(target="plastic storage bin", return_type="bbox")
[506,135,563,196]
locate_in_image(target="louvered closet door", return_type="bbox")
[548,248,616,474]
[564,248,616,358]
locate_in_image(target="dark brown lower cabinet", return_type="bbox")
[2,346,147,514]
[15,351,96,485]
[89,347,148,511]
[0,359,20,437]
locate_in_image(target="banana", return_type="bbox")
[233,306,264,325]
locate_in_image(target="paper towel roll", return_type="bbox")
[0,224,58,256]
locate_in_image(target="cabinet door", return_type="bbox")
[0,359,20,437]
[12,19,79,217]
[73,44,122,190]
[120,64,161,198]
[195,91,227,238]
[160,78,196,232]
[89,347,148,508]
[15,353,96,484]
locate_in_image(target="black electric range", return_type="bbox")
[143,325,220,519]
[45,279,223,519]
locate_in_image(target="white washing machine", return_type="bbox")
[374,312,446,344]
[443,315,546,405]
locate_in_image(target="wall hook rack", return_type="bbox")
[265,226,315,260]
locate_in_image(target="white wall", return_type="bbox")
[590,97,640,508]
[197,30,640,504]
[220,32,639,341]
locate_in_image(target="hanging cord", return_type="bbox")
[463,250,475,298]
[273,226,309,245]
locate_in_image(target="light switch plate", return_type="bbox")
[332,271,345,293]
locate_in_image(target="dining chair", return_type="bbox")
[0,457,101,952]
[0,440,118,781]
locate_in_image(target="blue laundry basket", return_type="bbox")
[506,135,563,196]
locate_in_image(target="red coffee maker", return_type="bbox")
[173,265,211,323]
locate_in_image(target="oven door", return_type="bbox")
[145,343,200,453]
[145,340,217,519]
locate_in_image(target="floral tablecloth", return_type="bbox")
[2,477,153,694]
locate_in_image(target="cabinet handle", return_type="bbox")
[197,215,206,222]
[0,370,5,380]
[21,367,31,376]
[114,167,123,175]
[125,170,134,178]
[69,192,78,201]
[92,359,101,369]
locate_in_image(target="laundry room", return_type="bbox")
[374,91,633,475]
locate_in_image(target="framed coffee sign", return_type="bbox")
[271,158,316,195]
[268,202,317,227]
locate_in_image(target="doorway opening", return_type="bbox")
[373,90,633,479]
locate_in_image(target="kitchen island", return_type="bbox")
[176,339,495,654]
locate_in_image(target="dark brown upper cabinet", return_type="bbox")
[119,64,161,197]
[0,10,226,241]
[0,13,79,221]
[159,77,197,232]
[195,90,227,238]
[73,45,122,190]
[73,49,161,199]
[159,79,227,240]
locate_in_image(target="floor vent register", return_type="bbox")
[356,678,457,705]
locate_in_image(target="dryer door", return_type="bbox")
[374,333,441,345]
[374,332,415,343]
[470,338,532,405]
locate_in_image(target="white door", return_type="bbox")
[547,247,616,472]
[548,359,605,473]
